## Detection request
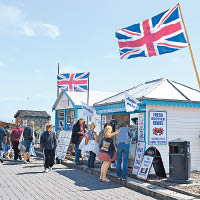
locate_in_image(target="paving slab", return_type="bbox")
[0,158,156,200]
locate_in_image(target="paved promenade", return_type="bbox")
[0,157,155,200]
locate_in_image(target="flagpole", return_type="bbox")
[57,63,60,97]
[178,3,200,89]
[87,72,90,125]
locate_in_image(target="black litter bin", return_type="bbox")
[168,140,192,183]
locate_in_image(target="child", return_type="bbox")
[40,124,57,173]
[86,123,99,168]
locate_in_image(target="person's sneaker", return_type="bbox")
[102,177,110,182]
[121,178,127,181]
[44,168,49,173]
[117,177,121,180]
[49,167,52,171]
[24,160,28,164]
[0,159,3,163]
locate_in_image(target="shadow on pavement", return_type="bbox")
[55,169,121,191]
[16,171,44,175]
[3,161,23,165]
[23,165,44,168]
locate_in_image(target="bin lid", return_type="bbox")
[168,139,190,145]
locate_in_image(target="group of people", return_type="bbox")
[0,118,134,181]
[0,121,57,174]
[72,118,133,182]
[0,121,36,163]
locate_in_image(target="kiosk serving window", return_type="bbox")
[112,114,130,125]
[58,110,64,130]
[67,110,75,125]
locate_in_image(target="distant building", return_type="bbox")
[0,121,15,129]
[14,110,51,128]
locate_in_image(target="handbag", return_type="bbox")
[100,138,113,152]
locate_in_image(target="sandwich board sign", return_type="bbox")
[55,130,72,160]
[137,155,153,180]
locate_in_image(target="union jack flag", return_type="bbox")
[57,72,89,92]
[115,4,188,59]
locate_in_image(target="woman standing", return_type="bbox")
[11,124,23,160]
[86,123,99,168]
[99,122,119,182]
[116,122,133,181]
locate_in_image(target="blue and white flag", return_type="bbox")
[125,93,139,112]
[82,102,94,117]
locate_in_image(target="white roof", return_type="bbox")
[94,78,200,106]
[67,91,115,106]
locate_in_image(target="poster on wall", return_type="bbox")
[149,111,167,145]
[132,142,145,175]
[55,130,72,160]
[138,113,145,142]
[137,155,154,180]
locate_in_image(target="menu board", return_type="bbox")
[55,130,72,160]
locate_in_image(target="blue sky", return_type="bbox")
[0,0,200,122]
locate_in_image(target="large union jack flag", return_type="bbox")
[115,4,188,59]
[57,72,89,92]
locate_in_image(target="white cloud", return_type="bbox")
[23,23,36,37]
[40,24,60,39]
[0,5,22,23]
[0,4,60,39]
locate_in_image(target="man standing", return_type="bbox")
[4,126,11,160]
[40,124,56,173]
[11,123,23,161]
[72,118,87,165]
[23,121,34,163]
[0,125,6,163]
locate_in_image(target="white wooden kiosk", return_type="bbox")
[52,90,114,133]
[93,78,200,173]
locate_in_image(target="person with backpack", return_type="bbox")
[11,123,23,161]
[0,125,6,163]
[23,121,34,163]
[99,121,119,182]
[40,124,57,173]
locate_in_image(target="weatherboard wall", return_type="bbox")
[146,104,200,173]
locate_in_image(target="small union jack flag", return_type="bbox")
[57,72,89,92]
[115,4,188,59]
